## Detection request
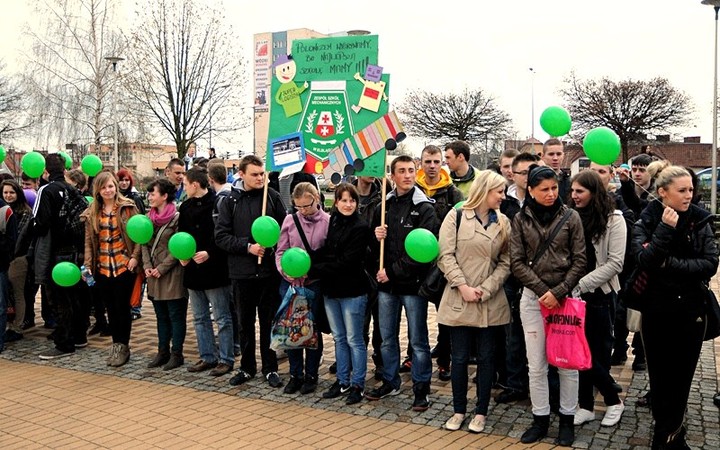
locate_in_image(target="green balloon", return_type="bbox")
[52,262,82,287]
[85,195,94,204]
[583,127,621,165]
[59,151,72,169]
[404,228,439,263]
[21,152,46,178]
[0,145,6,164]
[168,231,197,260]
[81,154,103,176]
[281,247,311,278]
[539,106,572,137]
[126,214,153,244]
[251,216,281,247]
[454,201,466,209]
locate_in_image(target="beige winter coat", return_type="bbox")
[436,208,511,328]
[141,212,187,300]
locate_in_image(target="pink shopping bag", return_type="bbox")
[540,297,592,371]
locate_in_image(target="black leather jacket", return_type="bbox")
[633,201,719,314]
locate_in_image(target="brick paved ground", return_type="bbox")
[1,278,719,449]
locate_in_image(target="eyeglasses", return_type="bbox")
[513,170,529,176]
[294,199,315,210]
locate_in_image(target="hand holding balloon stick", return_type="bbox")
[251,212,280,265]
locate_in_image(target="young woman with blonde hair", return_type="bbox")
[82,171,141,367]
[437,170,511,433]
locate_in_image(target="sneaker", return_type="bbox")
[468,415,486,433]
[346,385,364,405]
[574,408,596,425]
[39,348,73,360]
[284,376,303,394]
[209,363,233,377]
[187,360,218,373]
[444,414,465,431]
[323,380,350,399]
[438,365,451,382]
[229,369,253,386]
[74,341,88,348]
[4,329,23,342]
[365,381,401,400]
[412,392,430,412]
[266,371,283,388]
[612,382,623,393]
[131,312,142,321]
[399,357,412,373]
[601,401,625,427]
[300,376,318,394]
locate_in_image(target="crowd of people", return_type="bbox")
[0,139,719,449]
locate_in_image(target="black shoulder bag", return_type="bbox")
[528,209,573,268]
[419,209,462,305]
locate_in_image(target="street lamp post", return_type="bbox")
[105,56,124,172]
[529,67,536,154]
[702,1,720,214]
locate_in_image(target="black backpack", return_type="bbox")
[58,184,89,245]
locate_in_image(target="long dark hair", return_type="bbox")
[571,170,614,241]
[1,179,31,215]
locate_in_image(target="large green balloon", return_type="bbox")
[21,152,46,178]
[281,247,311,278]
[583,127,621,165]
[539,106,572,137]
[52,262,82,287]
[0,145,6,164]
[404,228,439,263]
[59,151,72,169]
[81,154,103,177]
[126,214,153,244]
[168,232,197,260]
[251,216,281,247]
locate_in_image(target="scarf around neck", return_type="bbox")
[149,202,176,226]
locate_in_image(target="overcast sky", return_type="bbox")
[2,0,718,155]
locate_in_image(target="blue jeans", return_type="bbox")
[151,298,188,354]
[450,326,497,415]
[325,295,368,387]
[189,285,234,367]
[280,280,324,379]
[0,270,8,351]
[377,291,431,391]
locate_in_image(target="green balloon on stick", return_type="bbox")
[59,151,72,169]
[126,214,153,244]
[281,247,311,278]
[21,152,46,178]
[539,106,572,137]
[81,154,103,177]
[52,262,82,287]
[0,145,6,164]
[583,127,621,165]
[168,232,197,260]
[404,228,439,263]
[251,216,281,247]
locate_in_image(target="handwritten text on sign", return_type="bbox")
[292,35,379,81]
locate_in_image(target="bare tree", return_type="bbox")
[0,61,29,143]
[23,0,124,160]
[560,72,694,161]
[397,88,514,149]
[125,0,246,160]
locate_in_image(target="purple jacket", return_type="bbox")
[276,207,330,284]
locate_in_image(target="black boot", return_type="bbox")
[147,349,170,368]
[520,414,550,444]
[162,352,184,371]
[555,413,575,447]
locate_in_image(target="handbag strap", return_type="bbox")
[291,213,312,252]
[150,212,177,264]
[529,209,573,268]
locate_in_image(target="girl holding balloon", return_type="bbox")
[82,171,141,367]
[141,178,187,371]
[435,170,512,433]
[275,182,329,395]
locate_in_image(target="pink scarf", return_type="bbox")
[149,202,177,226]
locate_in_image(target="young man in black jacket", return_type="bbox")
[215,155,287,388]
[365,155,439,411]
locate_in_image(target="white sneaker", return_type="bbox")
[574,408,596,425]
[444,414,465,431]
[601,401,625,426]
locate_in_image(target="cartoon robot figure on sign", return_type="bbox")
[274,54,308,118]
[351,71,388,114]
